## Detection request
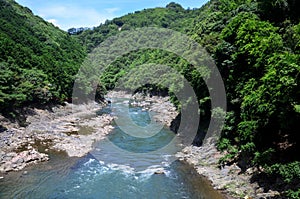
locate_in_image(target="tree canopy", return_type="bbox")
[0,0,86,111]
[74,0,300,196]
[1,0,300,197]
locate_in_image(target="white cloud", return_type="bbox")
[38,5,118,30]
[47,19,60,28]
[105,7,120,14]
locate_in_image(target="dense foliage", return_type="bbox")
[74,0,300,196]
[1,0,300,197]
[202,0,300,196]
[72,3,202,52]
[0,0,86,112]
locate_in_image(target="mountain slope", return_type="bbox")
[1,0,300,197]
[72,2,202,52]
[0,0,86,111]
[75,1,300,197]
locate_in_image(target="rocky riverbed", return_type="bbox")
[0,102,114,173]
[106,91,178,127]
[176,140,281,199]
[109,92,282,199]
[0,91,178,174]
[0,91,276,199]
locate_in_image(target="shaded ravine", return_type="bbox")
[0,98,224,199]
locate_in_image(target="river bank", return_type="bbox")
[0,91,178,174]
[0,102,114,173]
[107,92,281,198]
[176,143,283,199]
[0,91,276,199]
[106,91,178,126]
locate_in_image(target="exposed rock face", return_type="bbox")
[0,102,113,173]
[0,150,49,172]
[176,140,281,199]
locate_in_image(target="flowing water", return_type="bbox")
[0,99,224,199]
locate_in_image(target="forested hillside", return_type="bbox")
[74,0,300,197]
[0,0,86,113]
[1,0,300,197]
[71,2,202,52]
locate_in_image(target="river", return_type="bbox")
[0,98,224,199]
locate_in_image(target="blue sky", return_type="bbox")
[15,0,208,30]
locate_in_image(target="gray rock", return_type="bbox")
[17,158,24,164]
[4,167,13,172]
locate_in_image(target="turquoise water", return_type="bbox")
[0,99,224,199]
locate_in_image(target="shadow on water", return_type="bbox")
[0,99,226,199]
[173,160,225,199]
